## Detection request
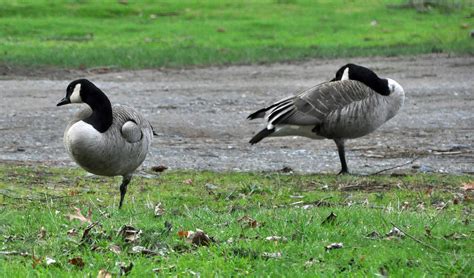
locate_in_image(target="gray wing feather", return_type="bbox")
[269,80,375,127]
[121,121,142,143]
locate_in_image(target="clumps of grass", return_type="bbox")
[0,164,473,276]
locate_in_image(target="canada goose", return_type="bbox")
[57,79,154,208]
[248,64,405,174]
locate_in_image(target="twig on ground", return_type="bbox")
[368,156,421,175]
[390,222,440,253]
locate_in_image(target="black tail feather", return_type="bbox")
[247,108,268,120]
[249,128,274,145]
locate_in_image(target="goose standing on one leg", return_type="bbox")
[57,79,154,208]
[248,64,405,174]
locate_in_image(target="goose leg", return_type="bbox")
[119,174,133,209]
[334,139,349,175]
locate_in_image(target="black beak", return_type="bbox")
[330,77,337,82]
[57,97,70,106]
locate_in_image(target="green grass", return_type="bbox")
[0,0,472,69]
[0,164,472,276]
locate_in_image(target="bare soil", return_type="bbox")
[1,54,473,174]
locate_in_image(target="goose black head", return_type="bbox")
[331,63,398,96]
[58,79,113,132]
[57,79,103,106]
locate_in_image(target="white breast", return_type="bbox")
[64,121,102,156]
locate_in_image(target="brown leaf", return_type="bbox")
[117,225,142,243]
[216,27,226,33]
[109,244,122,254]
[81,221,100,242]
[68,257,85,268]
[97,269,112,278]
[321,212,337,225]
[151,165,168,172]
[66,207,92,224]
[178,230,190,238]
[366,231,380,239]
[31,254,42,268]
[462,182,474,191]
[38,226,47,240]
[183,179,193,185]
[237,215,259,228]
[189,229,212,246]
[154,202,165,217]
[325,242,343,251]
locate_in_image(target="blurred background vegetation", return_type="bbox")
[0,0,472,69]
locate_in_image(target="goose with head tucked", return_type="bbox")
[57,79,154,208]
[247,64,405,174]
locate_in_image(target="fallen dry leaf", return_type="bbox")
[178,230,190,238]
[97,269,112,278]
[321,212,337,225]
[401,201,410,210]
[262,252,282,259]
[117,225,142,243]
[265,236,288,242]
[433,201,448,210]
[462,182,474,191]
[130,246,158,256]
[45,257,56,266]
[416,202,426,211]
[325,242,343,251]
[109,244,122,254]
[366,231,380,239]
[183,179,193,185]
[154,202,165,217]
[189,229,212,246]
[237,215,259,228]
[67,228,77,237]
[68,257,85,268]
[151,165,168,172]
[385,227,405,239]
[32,254,42,269]
[66,207,92,224]
[81,221,100,242]
[38,226,47,240]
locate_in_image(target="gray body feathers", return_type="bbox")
[64,104,153,177]
[255,80,404,140]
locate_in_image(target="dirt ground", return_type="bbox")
[0,54,473,174]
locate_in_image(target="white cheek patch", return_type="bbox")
[341,67,349,81]
[70,84,82,103]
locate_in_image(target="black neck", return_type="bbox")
[332,64,390,96]
[83,88,113,133]
[364,78,389,96]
